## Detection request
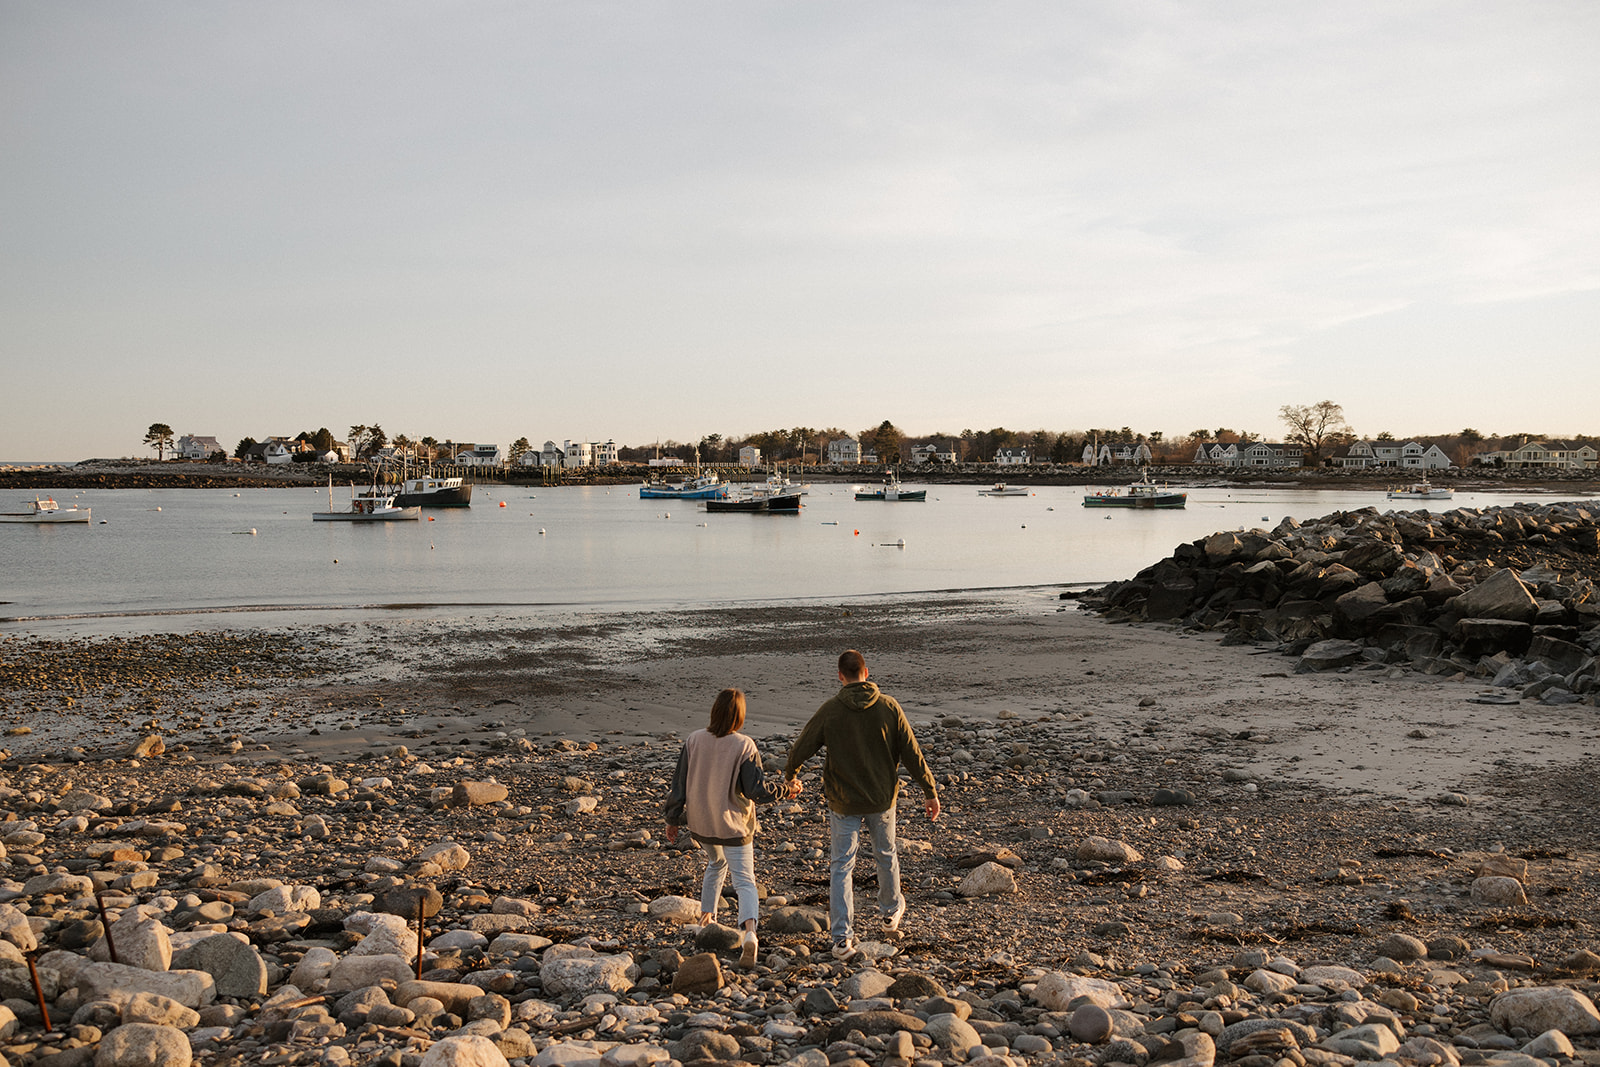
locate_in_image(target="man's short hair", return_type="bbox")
[838,649,867,680]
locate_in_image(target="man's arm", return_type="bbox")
[782,711,826,781]
[890,703,938,801]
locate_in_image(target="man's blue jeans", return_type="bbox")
[828,807,902,945]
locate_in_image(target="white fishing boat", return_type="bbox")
[313,477,420,521]
[1386,476,1453,502]
[0,496,90,524]
[977,483,1030,497]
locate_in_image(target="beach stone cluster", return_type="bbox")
[1082,501,1600,703]
[0,709,1598,1067]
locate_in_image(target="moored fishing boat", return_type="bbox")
[313,477,421,521]
[705,491,802,513]
[978,483,1030,497]
[0,496,90,524]
[392,473,472,507]
[1082,470,1187,509]
[640,450,730,500]
[855,471,926,502]
[1386,476,1453,501]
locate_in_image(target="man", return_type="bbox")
[783,649,940,958]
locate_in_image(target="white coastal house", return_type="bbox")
[1193,441,1244,466]
[1085,440,1151,466]
[1241,442,1304,468]
[1502,440,1599,469]
[995,447,1032,466]
[1333,440,1450,469]
[739,446,761,467]
[246,440,293,465]
[912,443,957,464]
[562,440,594,469]
[176,435,222,460]
[456,444,504,467]
[827,437,861,465]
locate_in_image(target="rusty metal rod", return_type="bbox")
[95,890,118,964]
[27,954,51,1032]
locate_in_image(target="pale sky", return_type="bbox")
[3,2,1597,461]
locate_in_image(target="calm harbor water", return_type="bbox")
[0,479,1555,634]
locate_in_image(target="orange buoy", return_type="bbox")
[854,529,860,536]
[428,516,435,521]
[499,501,506,507]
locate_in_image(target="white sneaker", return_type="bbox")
[830,940,856,960]
[739,930,758,968]
[884,904,906,934]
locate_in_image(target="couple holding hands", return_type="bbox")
[663,649,940,968]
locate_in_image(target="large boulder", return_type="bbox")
[168,933,267,998]
[1454,618,1533,657]
[1297,639,1364,672]
[1452,569,1538,622]
[419,1034,512,1067]
[540,952,635,997]
[94,1021,193,1066]
[1490,987,1600,1037]
[1031,972,1127,1011]
[76,962,216,1008]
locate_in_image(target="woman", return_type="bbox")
[663,687,787,968]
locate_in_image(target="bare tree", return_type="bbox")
[1278,401,1353,465]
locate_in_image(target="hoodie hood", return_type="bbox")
[837,680,882,711]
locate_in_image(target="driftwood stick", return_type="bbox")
[415,898,424,980]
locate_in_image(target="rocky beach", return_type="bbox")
[3,501,1600,1067]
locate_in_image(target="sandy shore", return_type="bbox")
[7,594,1600,1066]
[6,595,1597,806]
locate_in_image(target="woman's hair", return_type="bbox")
[708,688,746,737]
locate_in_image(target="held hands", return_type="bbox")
[783,777,804,800]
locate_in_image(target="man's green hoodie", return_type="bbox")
[784,680,937,815]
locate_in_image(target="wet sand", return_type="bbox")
[6,595,1597,806]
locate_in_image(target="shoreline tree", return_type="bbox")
[144,423,174,461]
[1279,401,1353,466]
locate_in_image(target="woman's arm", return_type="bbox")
[663,744,689,836]
[737,752,784,804]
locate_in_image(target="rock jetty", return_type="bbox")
[1082,500,1600,704]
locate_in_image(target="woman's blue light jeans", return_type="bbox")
[700,841,759,926]
[828,808,902,945]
